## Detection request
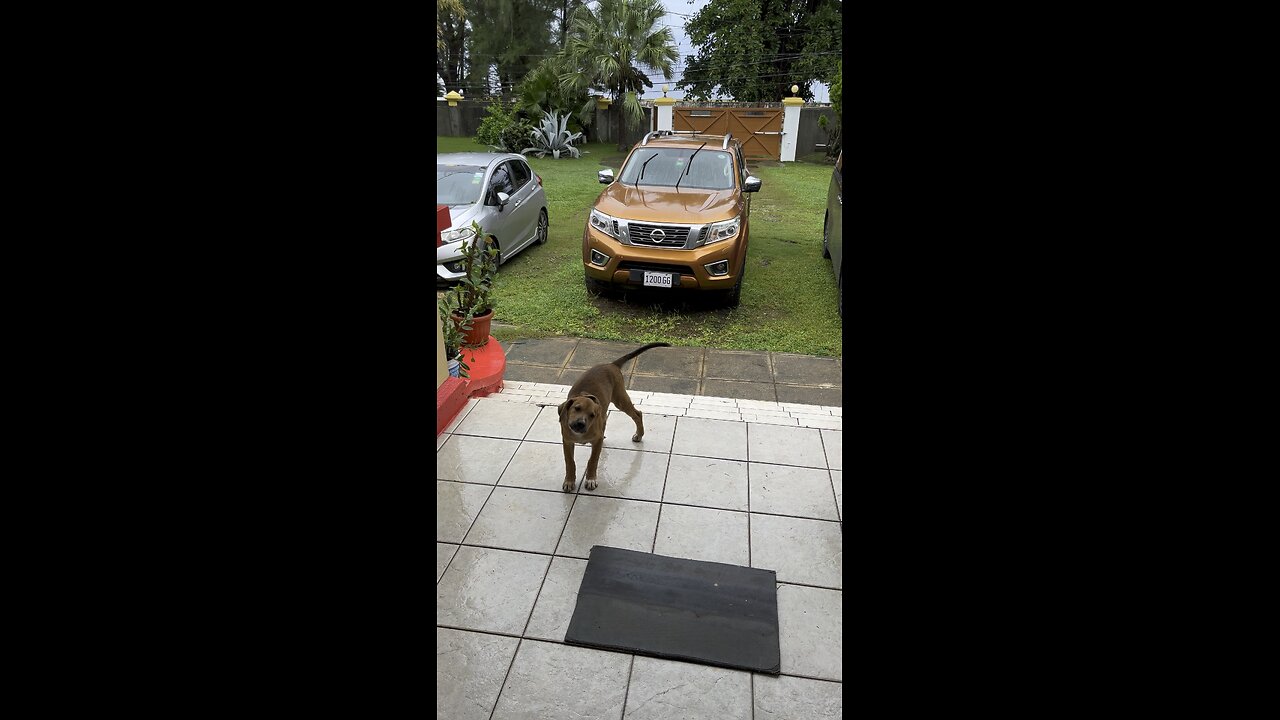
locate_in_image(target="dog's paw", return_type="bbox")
[562,478,576,492]
[631,433,642,442]
[584,477,598,491]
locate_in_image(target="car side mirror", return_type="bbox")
[743,176,762,193]
[496,191,511,207]
[598,169,614,184]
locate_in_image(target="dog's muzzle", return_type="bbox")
[569,421,587,434]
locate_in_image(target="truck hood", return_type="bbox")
[594,183,739,223]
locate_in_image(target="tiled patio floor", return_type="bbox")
[437,382,843,720]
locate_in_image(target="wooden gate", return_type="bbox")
[672,107,783,160]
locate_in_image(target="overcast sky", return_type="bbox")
[438,0,831,103]
[643,0,830,102]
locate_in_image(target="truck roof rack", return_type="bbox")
[641,130,735,148]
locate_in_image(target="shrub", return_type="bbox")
[475,101,516,148]
[522,111,585,159]
[495,120,535,154]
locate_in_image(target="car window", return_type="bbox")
[736,148,746,184]
[618,148,735,190]
[509,160,531,190]
[437,164,487,206]
[489,161,515,198]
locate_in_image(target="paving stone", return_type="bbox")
[752,673,843,719]
[629,374,700,394]
[653,504,749,566]
[771,354,842,386]
[523,405,566,443]
[775,385,843,407]
[747,424,827,468]
[662,455,749,511]
[436,542,458,582]
[581,447,670,502]
[501,387,551,397]
[604,409,677,454]
[463,486,575,553]
[748,463,839,521]
[738,399,783,411]
[743,415,800,426]
[795,416,842,431]
[524,556,589,642]
[623,655,752,720]
[700,379,778,401]
[671,416,749,461]
[436,546,549,634]
[454,399,541,440]
[436,435,521,484]
[444,397,480,433]
[556,495,661,558]
[703,349,774,383]
[558,367,586,385]
[821,430,842,470]
[689,395,737,406]
[502,363,564,384]
[566,340,638,369]
[830,470,842,520]
[498,441,594,492]
[437,481,494,542]
[632,345,704,377]
[490,640,631,720]
[503,337,577,366]
[775,583,842,681]
[685,408,742,421]
[436,628,520,720]
[750,514,842,589]
[436,433,450,451]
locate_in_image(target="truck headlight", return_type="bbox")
[703,216,740,245]
[589,209,619,239]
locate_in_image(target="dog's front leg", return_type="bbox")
[584,441,603,491]
[562,440,577,492]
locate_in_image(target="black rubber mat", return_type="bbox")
[564,546,780,674]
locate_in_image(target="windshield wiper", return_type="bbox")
[675,142,707,191]
[639,152,659,181]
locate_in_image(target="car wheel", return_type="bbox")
[822,211,831,259]
[535,209,548,245]
[724,259,745,308]
[585,275,611,297]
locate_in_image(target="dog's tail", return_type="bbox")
[612,342,672,368]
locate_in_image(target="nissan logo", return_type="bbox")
[651,229,666,243]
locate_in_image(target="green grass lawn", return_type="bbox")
[437,135,841,356]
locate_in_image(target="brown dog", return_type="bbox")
[558,342,671,492]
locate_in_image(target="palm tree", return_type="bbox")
[559,0,678,150]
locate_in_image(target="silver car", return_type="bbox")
[437,152,549,281]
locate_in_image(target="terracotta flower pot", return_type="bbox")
[452,309,493,347]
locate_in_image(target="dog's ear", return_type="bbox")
[557,400,570,420]
[582,394,599,408]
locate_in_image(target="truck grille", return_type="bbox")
[629,222,692,247]
[618,261,695,276]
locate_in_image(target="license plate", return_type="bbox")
[643,271,674,288]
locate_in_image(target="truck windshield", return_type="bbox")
[437,164,487,205]
[618,148,735,190]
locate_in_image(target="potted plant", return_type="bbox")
[445,221,499,347]
[439,296,471,379]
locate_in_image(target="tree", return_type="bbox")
[437,0,468,96]
[514,56,593,138]
[557,0,586,49]
[465,0,559,100]
[677,0,841,102]
[560,0,678,150]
